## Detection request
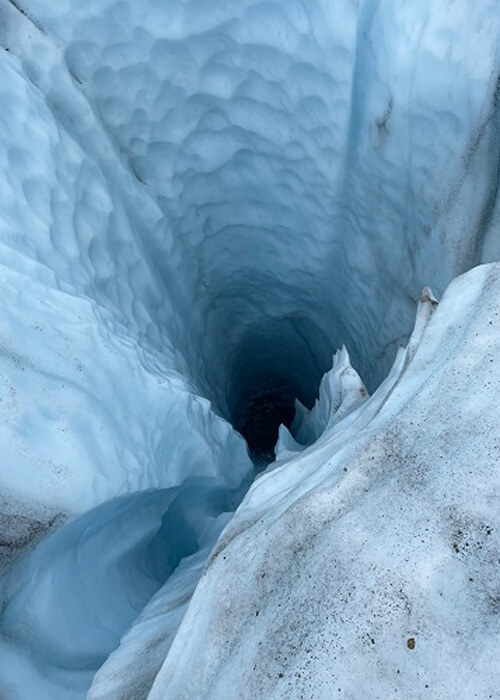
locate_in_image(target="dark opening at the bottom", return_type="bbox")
[234,385,296,467]
[214,316,337,469]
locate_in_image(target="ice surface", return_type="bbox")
[0,0,498,697]
[150,264,500,699]
[1,480,242,698]
[291,346,368,446]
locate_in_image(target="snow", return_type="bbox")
[0,0,498,697]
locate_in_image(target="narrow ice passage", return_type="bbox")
[0,0,499,698]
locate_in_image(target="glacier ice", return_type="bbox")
[0,0,498,698]
[154,265,500,699]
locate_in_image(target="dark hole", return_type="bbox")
[234,382,296,468]
[214,316,336,470]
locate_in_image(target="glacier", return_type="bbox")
[0,0,499,698]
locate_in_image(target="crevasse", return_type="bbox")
[0,0,498,698]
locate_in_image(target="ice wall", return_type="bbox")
[5,0,499,414]
[0,0,499,697]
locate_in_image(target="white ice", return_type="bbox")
[151,264,500,699]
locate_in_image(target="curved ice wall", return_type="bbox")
[0,0,498,697]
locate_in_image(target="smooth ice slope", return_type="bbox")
[150,264,500,700]
[0,481,241,698]
[0,0,499,697]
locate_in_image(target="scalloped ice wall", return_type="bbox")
[0,0,499,697]
[5,0,499,411]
